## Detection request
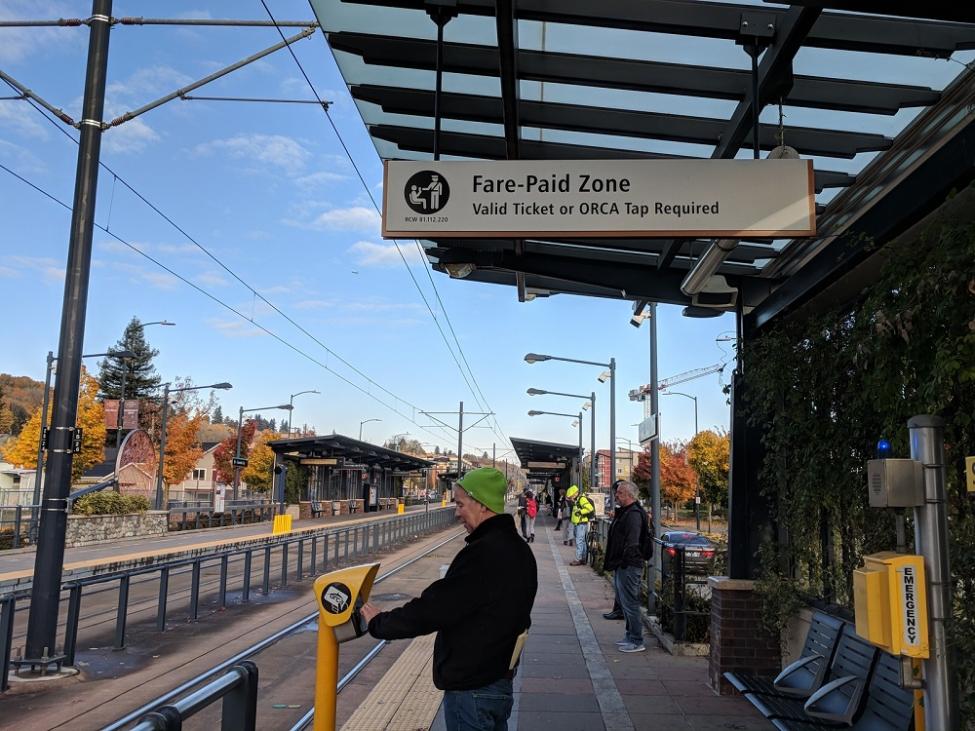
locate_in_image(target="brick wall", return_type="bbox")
[708,577,781,695]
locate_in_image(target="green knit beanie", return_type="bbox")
[457,467,506,514]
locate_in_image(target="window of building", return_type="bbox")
[192,468,206,481]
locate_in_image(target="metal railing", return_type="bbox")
[166,500,275,531]
[1,507,456,691]
[130,661,258,731]
[0,505,38,549]
[586,516,725,642]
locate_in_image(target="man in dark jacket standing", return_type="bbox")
[360,467,537,730]
[602,480,647,653]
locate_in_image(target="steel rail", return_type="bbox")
[103,528,464,731]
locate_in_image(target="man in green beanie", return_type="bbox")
[360,467,537,730]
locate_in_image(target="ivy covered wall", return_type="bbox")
[743,219,975,723]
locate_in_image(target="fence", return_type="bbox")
[166,500,275,531]
[1,507,456,691]
[0,505,38,549]
[587,515,726,643]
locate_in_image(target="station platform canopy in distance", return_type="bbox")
[308,0,975,330]
[510,436,580,482]
[269,433,433,471]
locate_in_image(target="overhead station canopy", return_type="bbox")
[510,436,579,482]
[308,0,975,329]
[269,433,433,472]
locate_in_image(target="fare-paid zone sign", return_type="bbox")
[382,159,816,238]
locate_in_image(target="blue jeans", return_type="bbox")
[443,678,513,731]
[574,522,589,562]
[614,564,644,645]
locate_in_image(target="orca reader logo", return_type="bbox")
[405,170,450,214]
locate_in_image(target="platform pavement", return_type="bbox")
[0,502,440,586]
[428,511,771,731]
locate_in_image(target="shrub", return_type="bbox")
[73,491,150,515]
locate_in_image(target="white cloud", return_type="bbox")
[102,117,160,155]
[4,255,64,283]
[0,266,20,278]
[0,2,78,63]
[140,271,180,290]
[194,133,311,170]
[310,206,381,233]
[106,66,194,101]
[0,103,49,140]
[156,243,202,256]
[208,318,266,338]
[0,138,46,173]
[295,170,348,188]
[195,271,229,287]
[349,240,426,268]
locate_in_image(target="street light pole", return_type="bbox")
[664,391,699,529]
[234,402,293,499]
[288,389,320,436]
[155,381,232,510]
[358,418,380,441]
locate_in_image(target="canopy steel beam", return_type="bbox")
[353,84,890,158]
[330,32,939,115]
[493,0,520,160]
[712,6,821,160]
[338,0,974,56]
[767,1,975,24]
[369,124,856,191]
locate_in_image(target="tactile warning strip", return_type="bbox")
[341,633,442,731]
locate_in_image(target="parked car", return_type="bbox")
[660,530,716,576]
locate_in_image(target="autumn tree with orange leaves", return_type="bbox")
[659,441,696,511]
[160,409,206,488]
[213,418,257,486]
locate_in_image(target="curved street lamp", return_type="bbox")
[527,409,584,486]
[288,389,320,436]
[359,418,381,441]
[233,402,293,499]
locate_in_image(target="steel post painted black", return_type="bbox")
[296,540,304,580]
[262,547,271,595]
[345,528,350,559]
[157,568,169,631]
[310,537,317,575]
[218,555,228,608]
[674,548,686,641]
[189,561,201,620]
[242,551,252,603]
[113,576,131,650]
[154,384,171,510]
[1,597,16,690]
[281,544,288,586]
[433,16,444,160]
[24,0,111,665]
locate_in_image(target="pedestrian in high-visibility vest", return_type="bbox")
[566,485,594,565]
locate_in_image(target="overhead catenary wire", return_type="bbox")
[258,0,512,451]
[0,160,458,450]
[1,83,449,441]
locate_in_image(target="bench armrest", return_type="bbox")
[774,653,822,685]
[803,674,865,725]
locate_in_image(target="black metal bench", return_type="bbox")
[310,500,323,518]
[772,652,915,731]
[727,611,844,700]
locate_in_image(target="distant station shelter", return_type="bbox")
[510,437,581,504]
[269,434,432,513]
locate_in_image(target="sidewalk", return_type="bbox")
[506,513,769,731]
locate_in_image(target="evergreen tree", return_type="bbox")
[97,317,162,399]
[268,417,276,432]
[212,404,224,424]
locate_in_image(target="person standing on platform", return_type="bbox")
[516,487,529,540]
[360,467,537,731]
[524,490,537,543]
[566,485,594,566]
[602,480,647,652]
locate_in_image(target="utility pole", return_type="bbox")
[492,442,496,468]
[649,302,662,613]
[457,401,464,477]
[24,0,112,668]
[29,351,54,542]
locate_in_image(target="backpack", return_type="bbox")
[526,498,537,518]
[637,506,653,561]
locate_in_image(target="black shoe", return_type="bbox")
[602,611,624,620]
[530,535,535,543]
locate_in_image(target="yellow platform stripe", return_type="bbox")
[341,633,441,731]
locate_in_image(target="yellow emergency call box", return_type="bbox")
[853,552,929,658]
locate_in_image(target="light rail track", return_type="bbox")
[102,529,466,731]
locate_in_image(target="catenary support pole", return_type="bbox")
[590,391,596,489]
[29,351,54,542]
[234,406,244,500]
[116,356,126,449]
[908,416,959,731]
[456,401,463,478]
[609,358,616,490]
[24,0,112,666]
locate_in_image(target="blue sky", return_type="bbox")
[1,1,971,457]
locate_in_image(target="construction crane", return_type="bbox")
[628,362,728,402]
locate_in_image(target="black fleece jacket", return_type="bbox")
[603,502,647,571]
[367,513,537,690]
